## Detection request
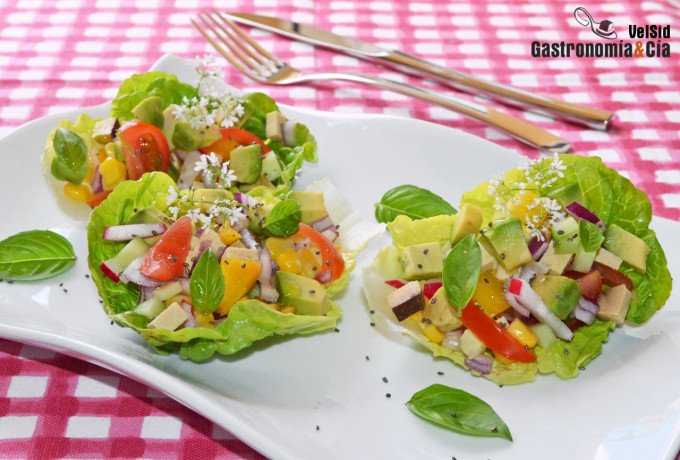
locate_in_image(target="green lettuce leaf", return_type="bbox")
[87,172,356,361]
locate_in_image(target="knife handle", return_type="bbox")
[380,51,614,130]
[311,72,571,154]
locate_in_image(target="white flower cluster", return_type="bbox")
[193,152,238,189]
[172,55,245,130]
[165,185,245,228]
[488,153,568,241]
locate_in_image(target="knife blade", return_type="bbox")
[225,12,614,130]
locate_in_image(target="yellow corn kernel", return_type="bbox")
[265,236,296,261]
[409,311,444,343]
[472,273,511,316]
[280,305,295,314]
[100,157,127,191]
[219,222,241,246]
[63,182,92,202]
[276,251,302,274]
[507,318,538,348]
[298,247,322,279]
[494,350,515,365]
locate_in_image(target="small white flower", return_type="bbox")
[168,206,180,219]
[543,198,561,213]
[549,153,567,177]
[166,186,179,205]
[194,154,210,173]
[219,161,237,188]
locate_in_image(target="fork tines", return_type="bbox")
[192,10,280,81]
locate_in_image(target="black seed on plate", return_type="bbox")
[335,328,340,332]
[369,310,375,314]
[437,371,444,376]
[110,320,114,325]
[385,393,391,398]
[365,355,370,361]
[316,425,319,431]
[382,377,388,383]
[370,322,376,327]
[85,274,89,278]
[59,283,63,287]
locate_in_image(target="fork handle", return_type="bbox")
[303,72,571,154]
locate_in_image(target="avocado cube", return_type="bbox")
[603,224,650,273]
[132,96,164,129]
[93,117,120,144]
[126,206,172,226]
[451,203,483,245]
[172,121,221,151]
[288,191,329,224]
[276,271,331,316]
[423,287,463,332]
[399,242,444,280]
[261,151,283,182]
[460,329,486,359]
[265,110,287,141]
[230,144,262,184]
[539,241,573,275]
[551,217,580,254]
[532,275,581,320]
[481,218,533,271]
[572,245,597,273]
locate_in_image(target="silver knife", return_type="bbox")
[225,12,614,131]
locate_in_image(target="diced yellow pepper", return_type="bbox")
[298,247,322,279]
[507,318,538,348]
[265,236,296,260]
[409,311,444,343]
[506,190,545,231]
[219,222,242,245]
[194,310,215,329]
[276,251,302,274]
[472,273,511,316]
[100,157,127,191]
[97,148,108,163]
[63,182,92,202]
[494,350,514,365]
[280,305,295,314]
[164,294,192,308]
[216,258,261,315]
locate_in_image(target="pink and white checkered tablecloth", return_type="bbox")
[0,0,678,458]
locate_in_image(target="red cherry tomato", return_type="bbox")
[199,128,270,160]
[141,216,192,281]
[461,301,536,363]
[295,223,344,282]
[594,262,634,291]
[118,121,170,181]
[563,269,603,302]
[86,190,111,207]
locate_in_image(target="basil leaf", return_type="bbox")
[406,384,512,441]
[263,199,301,236]
[442,234,481,312]
[579,219,604,252]
[50,128,90,184]
[0,230,77,281]
[189,248,225,313]
[375,184,457,223]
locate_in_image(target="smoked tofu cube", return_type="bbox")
[596,285,632,326]
[594,247,623,270]
[387,281,425,322]
[148,302,188,331]
[540,241,573,275]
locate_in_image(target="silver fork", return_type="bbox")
[192,10,571,154]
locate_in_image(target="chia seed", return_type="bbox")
[500,253,505,260]
[423,248,429,254]
[382,377,388,383]
[557,230,565,235]
[417,263,423,269]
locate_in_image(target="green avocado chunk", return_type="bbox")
[261,150,283,182]
[288,190,328,224]
[551,216,580,254]
[132,96,164,129]
[481,217,533,271]
[399,241,444,280]
[230,143,262,184]
[532,275,581,320]
[276,271,331,316]
[603,224,650,273]
[172,121,221,151]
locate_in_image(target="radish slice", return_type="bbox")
[573,296,599,325]
[385,279,406,289]
[99,259,123,283]
[423,281,443,299]
[258,247,279,304]
[315,270,332,284]
[281,120,298,146]
[566,202,606,231]
[311,215,334,233]
[103,223,167,241]
[507,278,574,341]
[120,255,165,288]
[504,290,531,317]
[465,354,493,374]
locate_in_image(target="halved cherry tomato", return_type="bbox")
[141,216,192,281]
[563,269,603,302]
[295,223,344,282]
[594,262,634,291]
[199,128,270,160]
[86,190,111,207]
[118,121,170,181]
[461,301,536,363]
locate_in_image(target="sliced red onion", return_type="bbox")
[90,165,103,194]
[103,223,167,241]
[465,354,493,374]
[180,300,196,328]
[234,192,260,208]
[528,236,549,260]
[179,277,191,295]
[294,237,310,251]
[573,296,599,325]
[177,150,201,190]
[320,228,339,243]
[315,270,332,284]
[281,120,298,146]
[120,255,164,288]
[174,149,190,162]
[140,285,155,301]
[311,215,334,233]
[258,247,279,304]
[238,227,258,250]
[507,278,573,341]
[566,202,605,231]
[215,246,226,262]
[440,329,463,351]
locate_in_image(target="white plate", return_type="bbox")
[1,54,679,460]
